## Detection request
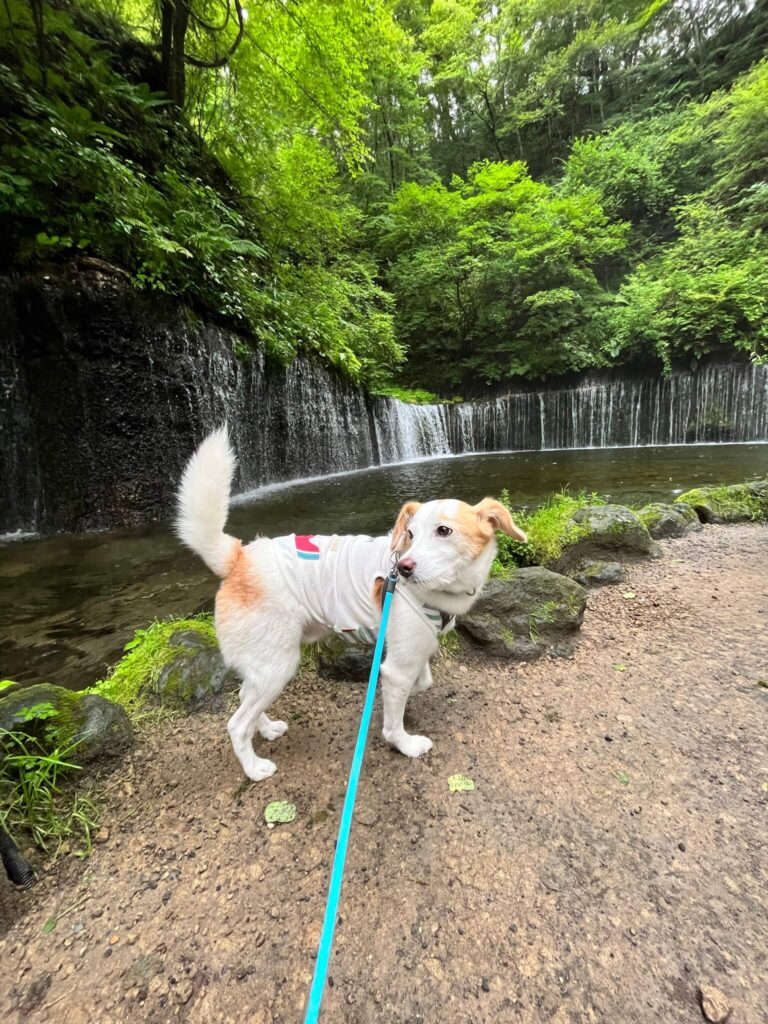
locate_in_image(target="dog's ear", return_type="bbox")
[474,497,527,542]
[391,500,422,551]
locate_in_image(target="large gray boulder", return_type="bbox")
[148,629,239,708]
[459,568,587,660]
[549,504,653,572]
[0,683,133,762]
[636,501,701,539]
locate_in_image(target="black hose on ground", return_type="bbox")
[0,826,36,888]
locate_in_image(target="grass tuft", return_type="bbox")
[438,631,462,659]
[0,727,97,857]
[493,489,606,572]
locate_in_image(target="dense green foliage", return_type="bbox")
[374,160,627,385]
[0,0,401,383]
[1,0,766,392]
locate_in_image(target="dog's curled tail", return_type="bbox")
[176,426,240,577]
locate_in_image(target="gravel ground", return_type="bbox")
[1,523,767,1024]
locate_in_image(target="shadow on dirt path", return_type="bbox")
[2,524,767,1023]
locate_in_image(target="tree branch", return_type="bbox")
[185,0,245,69]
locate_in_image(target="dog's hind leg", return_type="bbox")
[227,653,298,781]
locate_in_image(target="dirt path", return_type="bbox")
[2,525,767,1024]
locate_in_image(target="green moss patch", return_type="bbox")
[635,506,662,531]
[93,615,216,714]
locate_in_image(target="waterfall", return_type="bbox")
[433,362,768,453]
[1,273,767,535]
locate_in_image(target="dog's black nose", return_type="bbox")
[397,556,416,578]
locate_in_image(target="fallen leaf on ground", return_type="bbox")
[616,771,630,786]
[448,774,475,792]
[264,801,297,824]
[622,592,636,600]
[613,663,627,672]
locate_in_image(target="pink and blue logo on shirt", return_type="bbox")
[294,535,321,561]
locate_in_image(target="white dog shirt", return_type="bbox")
[272,534,454,645]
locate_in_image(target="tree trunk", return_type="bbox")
[381,99,397,192]
[28,0,47,91]
[160,0,190,108]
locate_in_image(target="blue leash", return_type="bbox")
[303,570,399,1023]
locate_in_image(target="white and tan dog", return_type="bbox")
[176,428,526,781]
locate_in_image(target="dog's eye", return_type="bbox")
[436,525,453,537]
[407,529,413,540]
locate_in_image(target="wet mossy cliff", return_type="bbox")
[0,268,388,535]
[3,268,768,537]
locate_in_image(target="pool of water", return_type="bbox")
[2,443,766,690]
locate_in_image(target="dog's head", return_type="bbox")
[390,497,527,590]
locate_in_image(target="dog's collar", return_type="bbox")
[424,606,455,633]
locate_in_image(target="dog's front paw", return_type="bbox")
[394,733,433,759]
[260,719,288,741]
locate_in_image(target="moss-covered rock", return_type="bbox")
[546,504,652,572]
[459,568,586,660]
[95,616,237,712]
[676,479,768,523]
[147,628,237,707]
[636,502,701,539]
[0,683,133,762]
[494,491,603,570]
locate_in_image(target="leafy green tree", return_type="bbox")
[376,160,628,389]
[2,0,767,393]
[605,201,768,370]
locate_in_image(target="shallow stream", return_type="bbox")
[1,443,766,690]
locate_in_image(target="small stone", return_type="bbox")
[108,934,120,945]
[481,977,490,992]
[699,985,731,1023]
[122,955,163,992]
[573,560,624,587]
[94,827,110,844]
[678,841,687,852]
[173,979,194,1005]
